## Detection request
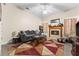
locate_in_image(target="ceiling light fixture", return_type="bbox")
[43,10,48,14]
[41,3,48,15]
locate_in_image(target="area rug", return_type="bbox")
[8,40,64,56]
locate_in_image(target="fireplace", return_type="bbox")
[51,30,59,35]
[49,26,63,40]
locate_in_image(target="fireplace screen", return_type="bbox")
[51,30,59,35]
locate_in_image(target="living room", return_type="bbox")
[0,3,79,56]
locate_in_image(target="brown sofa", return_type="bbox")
[71,37,79,56]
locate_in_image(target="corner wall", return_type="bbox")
[0,18,1,56]
[2,4,42,44]
[43,7,79,38]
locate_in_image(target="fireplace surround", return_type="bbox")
[49,25,63,39]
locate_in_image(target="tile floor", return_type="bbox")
[64,43,72,56]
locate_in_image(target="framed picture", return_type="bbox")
[50,18,60,26]
[50,18,60,23]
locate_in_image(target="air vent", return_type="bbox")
[26,8,29,10]
[3,3,6,5]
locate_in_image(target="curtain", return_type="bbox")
[64,18,77,37]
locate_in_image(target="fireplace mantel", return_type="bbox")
[49,25,63,38]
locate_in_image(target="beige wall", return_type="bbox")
[0,4,1,55]
[43,7,79,37]
[43,7,79,23]
[0,22,1,55]
[0,4,1,41]
[1,4,42,44]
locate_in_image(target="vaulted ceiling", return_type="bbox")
[14,3,79,19]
